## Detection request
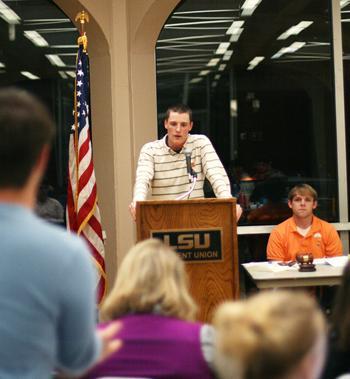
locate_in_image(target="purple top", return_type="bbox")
[83,314,215,379]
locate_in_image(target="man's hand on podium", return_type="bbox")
[236,204,243,221]
[129,202,136,221]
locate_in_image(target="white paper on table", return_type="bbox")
[313,258,326,265]
[242,261,298,272]
[324,256,349,267]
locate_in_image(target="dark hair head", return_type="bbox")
[0,87,55,188]
[165,104,192,122]
[288,183,318,202]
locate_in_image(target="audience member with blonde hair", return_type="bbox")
[213,290,327,379]
[83,238,215,379]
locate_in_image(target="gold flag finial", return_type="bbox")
[75,11,89,52]
[75,10,89,36]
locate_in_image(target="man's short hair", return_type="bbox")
[288,184,318,202]
[0,87,55,188]
[165,104,193,122]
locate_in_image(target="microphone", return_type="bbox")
[183,147,192,180]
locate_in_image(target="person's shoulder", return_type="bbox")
[189,134,212,147]
[270,217,293,235]
[190,134,210,142]
[314,216,335,228]
[314,216,338,235]
[142,136,165,149]
[33,216,89,260]
[274,216,293,229]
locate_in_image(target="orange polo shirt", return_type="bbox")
[267,216,342,261]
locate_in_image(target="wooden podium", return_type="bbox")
[136,198,239,322]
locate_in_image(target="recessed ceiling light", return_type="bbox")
[272,42,306,59]
[24,30,49,47]
[223,50,233,61]
[0,0,20,24]
[207,58,220,67]
[58,71,68,79]
[20,71,40,80]
[226,21,244,35]
[277,21,313,40]
[65,71,76,78]
[247,56,265,70]
[241,0,262,16]
[341,0,350,8]
[190,77,203,84]
[45,54,66,67]
[215,42,230,54]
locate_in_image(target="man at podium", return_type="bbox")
[129,104,242,220]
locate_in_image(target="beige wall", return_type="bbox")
[53,0,180,290]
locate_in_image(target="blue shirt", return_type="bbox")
[0,203,100,378]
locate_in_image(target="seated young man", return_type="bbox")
[267,184,342,261]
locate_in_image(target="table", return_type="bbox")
[242,263,343,289]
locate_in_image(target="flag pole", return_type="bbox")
[75,11,89,51]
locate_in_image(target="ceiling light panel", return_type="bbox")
[24,30,49,47]
[247,56,265,70]
[45,54,66,67]
[21,71,40,80]
[65,71,76,78]
[190,77,203,84]
[207,58,220,66]
[58,71,68,79]
[0,0,20,24]
[215,42,230,54]
[241,0,262,16]
[226,21,245,35]
[223,50,233,61]
[272,42,306,59]
[277,21,313,40]
[341,0,350,8]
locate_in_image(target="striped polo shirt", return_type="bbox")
[133,134,231,201]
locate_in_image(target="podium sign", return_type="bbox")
[136,198,239,322]
[151,228,223,262]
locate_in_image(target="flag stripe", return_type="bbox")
[83,231,106,273]
[77,182,97,225]
[78,159,95,194]
[89,214,104,240]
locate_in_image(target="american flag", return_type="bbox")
[66,39,106,304]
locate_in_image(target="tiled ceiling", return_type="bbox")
[0,0,349,87]
[156,0,339,89]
